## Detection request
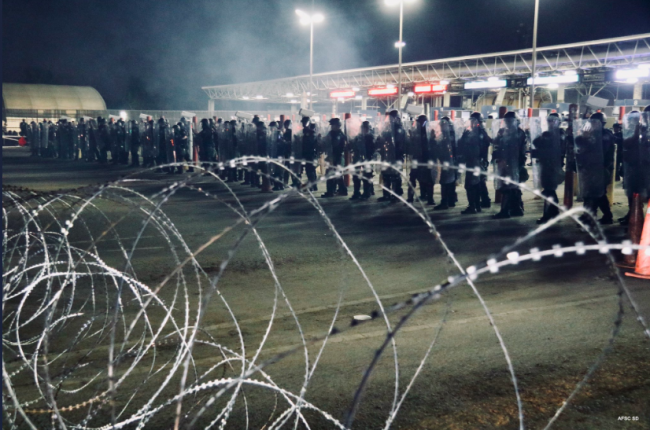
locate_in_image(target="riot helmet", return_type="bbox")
[590,111,607,125]
[470,112,483,123]
[503,111,519,129]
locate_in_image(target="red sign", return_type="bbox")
[413,83,448,94]
[329,90,356,99]
[368,87,398,97]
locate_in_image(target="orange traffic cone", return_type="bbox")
[618,193,644,269]
[626,199,650,280]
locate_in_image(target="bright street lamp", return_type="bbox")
[296,9,325,109]
[385,0,416,113]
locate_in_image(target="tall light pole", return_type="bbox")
[296,9,324,110]
[530,0,540,109]
[385,0,415,113]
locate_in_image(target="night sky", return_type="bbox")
[3,0,650,110]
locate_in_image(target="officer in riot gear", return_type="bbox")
[321,117,348,198]
[492,111,527,218]
[229,120,240,181]
[106,117,117,164]
[269,121,286,191]
[457,112,486,214]
[115,118,127,164]
[87,119,99,162]
[478,117,492,208]
[620,107,650,224]
[48,120,58,159]
[432,116,458,210]
[141,117,155,167]
[613,122,623,182]
[531,112,565,224]
[172,122,189,173]
[239,121,252,184]
[58,120,68,159]
[377,110,405,202]
[282,119,293,187]
[406,115,434,205]
[302,117,319,192]
[290,117,306,188]
[246,120,261,187]
[70,120,79,160]
[19,119,28,138]
[39,119,49,158]
[575,112,614,224]
[77,118,88,161]
[235,121,246,181]
[96,117,108,163]
[349,120,376,200]
[154,117,174,173]
[29,121,40,157]
[198,118,216,172]
[129,120,141,167]
[256,120,272,192]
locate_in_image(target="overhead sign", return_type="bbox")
[413,83,448,94]
[329,90,356,99]
[527,74,579,85]
[368,87,399,97]
[464,79,507,90]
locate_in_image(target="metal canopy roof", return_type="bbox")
[2,84,107,111]
[203,33,650,104]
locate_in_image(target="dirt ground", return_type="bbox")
[3,146,650,429]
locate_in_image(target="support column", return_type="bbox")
[557,86,565,103]
[633,82,644,100]
[361,97,367,110]
[495,88,507,106]
[301,92,309,109]
[443,93,451,108]
[208,99,215,112]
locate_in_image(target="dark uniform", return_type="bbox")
[320,117,348,198]
[377,110,405,202]
[492,112,527,218]
[173,122,190,173]
[406,115,434,205]
[574,113,614,224]
[458,112,490,214]
[349,120,376,200]
[531,113,565,224]
[98,117,110,163]
[197,118,216,172]
[77,118,88,161]
[302,119,319,192]
[154,118,174,172]
[115,119,128,164]
[128,120,141,167]
[281,120,293,186]
[432,116,458,210]
[142,118,156,167]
